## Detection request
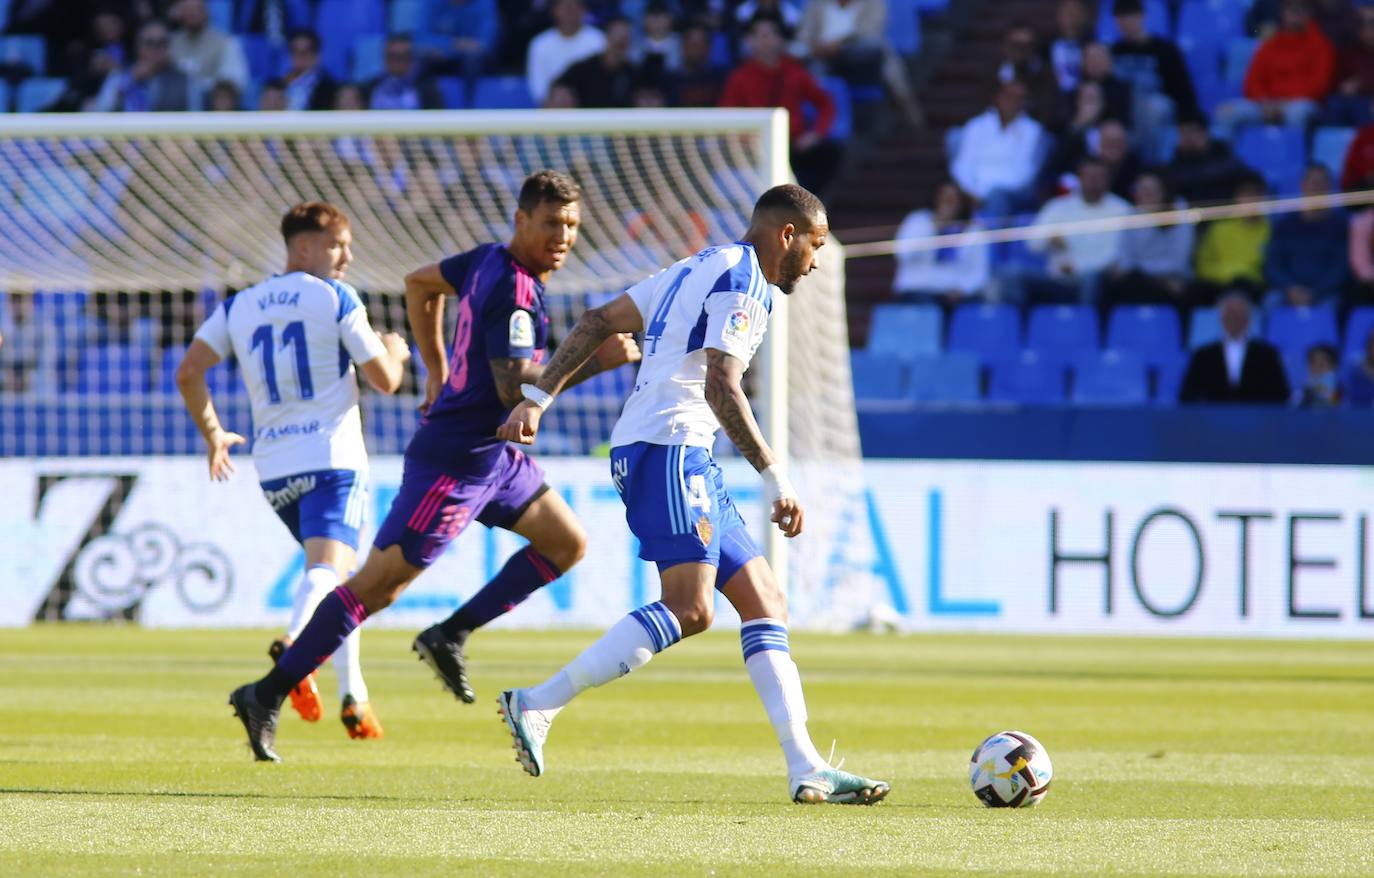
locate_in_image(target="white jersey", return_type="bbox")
[193,271,388,481]
[610,242,773,449]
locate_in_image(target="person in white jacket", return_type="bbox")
[893,182,990,304]
[950,80,1047,222]
[1023,156,1132,303]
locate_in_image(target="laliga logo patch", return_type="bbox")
[509,309,535,348]
[724,310,749,339]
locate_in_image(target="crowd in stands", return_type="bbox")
[880,0,1374,407]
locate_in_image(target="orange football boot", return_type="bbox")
[341,695,384,739]
[268,637,323,722]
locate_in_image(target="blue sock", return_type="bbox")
[439,546,561,639]
[256,586,368,708]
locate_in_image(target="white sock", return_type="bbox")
[333,626,368,703]
[287,564,339,640]
[523,601,682,711]
[742,618,828,778]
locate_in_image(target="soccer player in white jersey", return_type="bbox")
[176,202,411,740]
[495,184,890,805]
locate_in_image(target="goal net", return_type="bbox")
[0,109,861,615]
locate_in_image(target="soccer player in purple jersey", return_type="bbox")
[228,171,641,761]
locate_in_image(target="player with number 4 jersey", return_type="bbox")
[225,172,641,762]
[179,202,411,745]
[494,184,890,806]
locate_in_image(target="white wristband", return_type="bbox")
[520,383,554,410]
[760,464,796,503]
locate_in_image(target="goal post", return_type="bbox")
[0,108,860,619]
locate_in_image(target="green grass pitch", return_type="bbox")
[2,627,1372,876]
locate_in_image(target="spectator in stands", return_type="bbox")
[234,0,311,41]
[1179,293,1291,403]
[1054,80,1111,139]
[1111,0,1197,162]
[720,15,842,195]
[169,0,248,94]
[1343,328,1374,405]
[1264,164,1349,307]
[1066,41,1132,128]
[259,78,287,110]
[0,294,57,395]
[672,21,726,106]
[1167,111,1253,205]
[798,0,921,127]
[366,35,442,111]
[1046,118,1140,198]
[1348,206,1374,299]
[333,83,365,111]
[637,2,682,73]
[1300,343,1342,407]
[44,11,130,111]
[994,24,1059,124]
[734,0,804,36]
[1340,105,1374,190]
[1048,0,1090,93]
[90,19,194,112]
[527,0,607,105]
[1247,0,1356,44]
[632,80,670,107]
[424,0,500,87]
[1101,171,1195,308]
[1324,4,1374,126]
[1192,174,1271,302]
[282,29,337,111]
[559,17,645,107]
[892,182,990,305]
[207,79,241,111]
[543,80,580,108]
[950,79,1046,221]
[1215,0,1334,140]
[1023,156,1133,303]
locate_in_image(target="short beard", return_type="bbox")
[776,246,806,295]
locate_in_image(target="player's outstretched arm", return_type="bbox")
[704,348,803,538]
[175,339,246,481]
[496,293,643,445]
[404,262,454,411]
[358,332,412,395]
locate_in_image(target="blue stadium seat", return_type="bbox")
[1225,37,1258,85]
[351,33,386,83]
[908,352,980,402]
[986,351,1066,404]
[1281,347,1307,392]
[1187,306,1221,348]
[818,76,852,142]
[850,350,909,401]
[74,344,152,395]
[1096,0,1170,42]
[1071,350,1149,405]
[1344,307,1374,359]
[471,76,535,110]
[240,35,282,81]
[948,303,1021,356]
[207,0,233,31]
[436,76,467,109]
[867,302,942,360]
[389,0,425,34]
[1106,305,1182,366]
[1178,0,1245,46]
[561,364,634,400]
[0,35,44,76]
[1153,353,1189,403]
[1266,305,1339,356]
[887,0,922,56]
[0,80,9,112]
[156,347,240,395]
[1027,305,1099,353]
[1234,126,1306,195]
[315,0,386,81]
[1312,127,1356,177]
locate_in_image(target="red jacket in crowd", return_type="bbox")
[719,56,834,143]
[1243,21,1335,101]
[1342,126,1374,190]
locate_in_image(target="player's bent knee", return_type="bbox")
[670,599,714,637]
[544,524,587,572]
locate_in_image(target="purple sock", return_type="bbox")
[438,546,561,638]
[256,586,369,707]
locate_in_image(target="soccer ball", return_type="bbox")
[968,730,1053,808]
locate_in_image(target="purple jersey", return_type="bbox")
[405,243,550,480]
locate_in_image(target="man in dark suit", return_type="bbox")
[1180,293,1291,403]
[283,29,337,111]
[366,36,443,110]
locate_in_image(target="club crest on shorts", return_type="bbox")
[695,515,713,545]
[724,310,749,340]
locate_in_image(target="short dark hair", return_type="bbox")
[281,201,350,243]
[1177,108,1209,128]
[1236,171,1268,193]
[1113,0,1144,15]
[288,29,320,52]
[751,184,825,231]
[517,170,581,213]
[747,12,786,36]
[1307,342,1338,362]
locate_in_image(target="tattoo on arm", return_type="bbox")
[704,348,776,472]
[533,304,616,397]
[489,357,544,409]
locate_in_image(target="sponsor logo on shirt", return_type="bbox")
[510,310,535,349]
[724,310,749,340]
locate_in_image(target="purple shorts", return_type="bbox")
[373,445,548,568]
